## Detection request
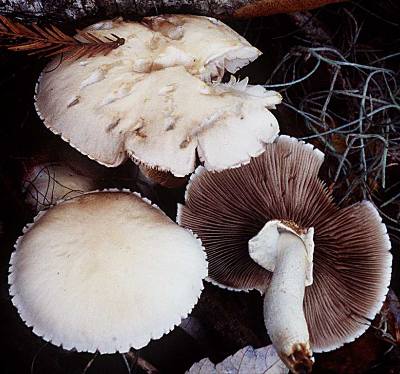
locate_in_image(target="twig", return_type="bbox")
[124,350,159,374]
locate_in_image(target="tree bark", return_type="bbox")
[0,0,346,23]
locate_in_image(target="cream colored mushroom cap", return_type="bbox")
[84,15,261,82]
[9,191,207,353]
[36,64,280,177]
[35,16,281,177]
[23,163,97,212]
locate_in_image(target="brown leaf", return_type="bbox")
[378,289,400,345]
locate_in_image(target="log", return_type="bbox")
[0,0,346,23]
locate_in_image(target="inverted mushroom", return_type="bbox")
[9,191,207,353]
[35,15,281,183]
[178,136,392,373]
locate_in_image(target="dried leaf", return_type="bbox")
[186,345,288,374]
[377,289,400,345]
[0,16,125,61]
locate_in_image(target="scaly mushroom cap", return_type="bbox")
[139,15,262,82]
[35,16,281,177]
[178,136,392,353]
[9,191,207,353]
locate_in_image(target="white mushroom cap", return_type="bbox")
[23,162,97,212]
[36,63,280,177]
[35,16,281,177]
[87,15,261,83]
[9,191,207,353]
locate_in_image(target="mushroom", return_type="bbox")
[34,15,281,186]
[178,136,392,373]
[23,162,97,212]
[139,15,262,83]
[9,190,207,353]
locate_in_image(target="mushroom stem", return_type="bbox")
[263,232,314,374]
[139,164,188,188]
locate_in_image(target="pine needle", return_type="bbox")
[0,16,125,61]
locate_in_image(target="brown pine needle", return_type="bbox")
[0,16,125,61]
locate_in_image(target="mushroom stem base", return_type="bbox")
[263,232,313,373]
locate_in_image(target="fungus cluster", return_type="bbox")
[11,14,285,359]
[8,13,393,374]
[178,136,392,373]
